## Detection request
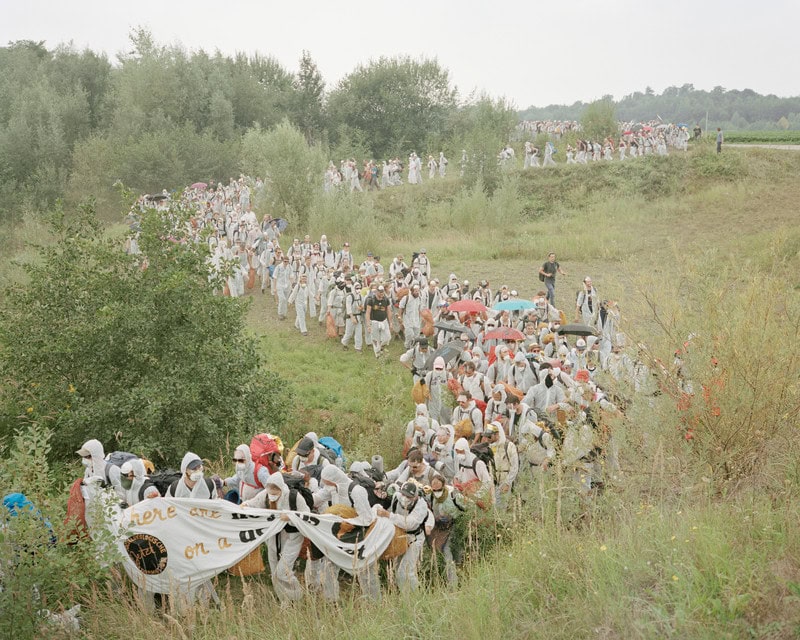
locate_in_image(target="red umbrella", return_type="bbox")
[448,299,487,314]
[483,327,526,341]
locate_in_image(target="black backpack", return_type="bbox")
[150,469,182,497]
[348,477,390,509]
[468,442,496,483]
[137,480,159,502]
[281,473,315,511]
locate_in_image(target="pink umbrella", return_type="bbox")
[191,182,207,190]
[448,299,488,314]
[483,327,526,341]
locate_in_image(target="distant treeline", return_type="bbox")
[519,85,800,130]
[0,32,515,222]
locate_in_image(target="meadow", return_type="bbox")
[2,146,799,639]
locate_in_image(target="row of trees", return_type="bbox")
[0,32,515,223]
[519,84,800,131]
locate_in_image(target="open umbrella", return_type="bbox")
[191,182,207,190]
[492,299,536,312]
[434,321,476,340]
[483,327,526,341]
[559,323,599,337]
[145,194,168,201]
[424,340,466,371]
[448,299,487,314]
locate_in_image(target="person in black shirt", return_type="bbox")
[538,252,567,307]
[366,285,393,358]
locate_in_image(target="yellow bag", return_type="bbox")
[454,417,474,440]
[326,312,337,338]
[227,547,265,577]
[411,380,430,404]
[421,309,435,337]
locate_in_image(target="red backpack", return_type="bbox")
[250,434,283,481]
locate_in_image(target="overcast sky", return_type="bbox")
[3,0,799,108]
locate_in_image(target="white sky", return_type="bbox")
[3,0,799,108]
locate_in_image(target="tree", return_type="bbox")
[581,99,617,140]
[449,94,517,192]
[0,200,291,463]
[291,50,326,144]
[327,56,457,159]
[240,120,326,228]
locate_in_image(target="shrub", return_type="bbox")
[0,200,292,464]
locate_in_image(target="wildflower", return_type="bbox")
[671,536,676,541]
[599,545,607,552]
[68,384,76,393]
[672,575,679,581]
[26,407,34,414]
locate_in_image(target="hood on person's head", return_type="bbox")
[76,439,104,461]
[180,452,203,475]
[320,464,350,487]
[234,444,253,466]
[416,403,429,417]
[576,339,587,351]
[433,357,446,370]
[454,437,470,456]
[120,459,145,479]
[305,432,320,445]
[2,492,35,517]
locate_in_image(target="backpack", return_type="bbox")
[538,271,546,282]
[318,436,344,466]
[348,477,390,509]
[104,451,139,484]
[281,474,315,511]
[149,469,182,497]
[297,463,325,484]
[250,433,282,478]
[468,442,496,483]
[137,480,158,502]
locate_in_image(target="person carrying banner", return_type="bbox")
[242,472,310,605]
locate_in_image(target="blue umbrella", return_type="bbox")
[492,299,536,311]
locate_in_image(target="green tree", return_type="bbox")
[240,120,326,227]
[0,200,291,463]
[450,94,517,192]
[327,56,457,159]
[290,50,326,144]
[581,99,617,140]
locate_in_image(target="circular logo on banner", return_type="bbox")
[124,534,168,575]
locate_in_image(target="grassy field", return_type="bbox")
[724,130,800,144]
[4,146,800,638]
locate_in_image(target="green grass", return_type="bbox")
[725,130,800,144]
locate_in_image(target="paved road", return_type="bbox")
[727,144,800,151]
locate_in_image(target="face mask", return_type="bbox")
[553,324,561,331]
[190,471,204,482]
[398,495,412,509]
[81,458,92,468]
[235,462,246,472]
[433,490,444,499]
[267,492,282,503]
[120,476,134,490]
[456,453,467,466]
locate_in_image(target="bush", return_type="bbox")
[0,200,292,464]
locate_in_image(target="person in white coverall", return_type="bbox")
[243,472,309,604]
[377,482,431,592]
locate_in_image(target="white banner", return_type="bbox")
[107,498,396,593]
